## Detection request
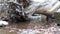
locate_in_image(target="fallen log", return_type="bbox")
[36,1,60,15]
[24,1,60,16]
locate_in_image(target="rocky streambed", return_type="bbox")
[0,22,59,34]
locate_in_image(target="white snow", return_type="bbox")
[57,9,60,12]
[29,16,41,21]
[0,20,8,26]
[31,0,47,3]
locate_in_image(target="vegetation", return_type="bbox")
[0,0,32,22]
[54,12,60,23]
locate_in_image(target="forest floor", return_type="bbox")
[0,20,60,34]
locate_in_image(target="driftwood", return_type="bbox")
[25,2,60,16]
[22,1,60,23]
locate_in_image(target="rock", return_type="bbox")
[20,29,36,34]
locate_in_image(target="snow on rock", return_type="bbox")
[0,20,8,26]
[29,16,41,21]
[31,0,47,3]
